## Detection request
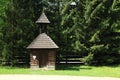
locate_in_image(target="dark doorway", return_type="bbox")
[39,53,48,67]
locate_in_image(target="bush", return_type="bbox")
[81,53,93,65]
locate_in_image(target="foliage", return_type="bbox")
[61,0,120,65]
[0,0,120,66]
[81,53,93,65]
[0,0,36,66]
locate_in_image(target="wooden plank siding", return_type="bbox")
[29,49,56,69]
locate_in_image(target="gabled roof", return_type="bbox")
[36,12,50,24]
[27,33,59,49]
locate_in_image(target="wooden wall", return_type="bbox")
[30,49,56,70]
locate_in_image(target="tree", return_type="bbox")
[0,0,63,66]
[92,0,120,64]
[0,0,120,66]
[61,0,120,65]
[0,0,36,66]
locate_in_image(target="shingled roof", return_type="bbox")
[36,12,50,24]
[27,33,59,49]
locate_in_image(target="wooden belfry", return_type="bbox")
[27,11,59,70]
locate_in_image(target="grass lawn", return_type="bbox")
[0,65,120,78]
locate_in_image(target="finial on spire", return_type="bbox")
[42,7,45,13]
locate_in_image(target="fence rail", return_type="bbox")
[56,54,84,65]
[0,56,29,66]
[0,55,84,65]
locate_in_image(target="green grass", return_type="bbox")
[0,65,120,78]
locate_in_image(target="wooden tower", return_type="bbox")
[27,12,59,70]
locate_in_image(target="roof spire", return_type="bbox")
[36,8,50,24]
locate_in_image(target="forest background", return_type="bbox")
[0,0,120,66]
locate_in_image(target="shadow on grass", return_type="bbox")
[56,64,92,71]
[0,65,29,69]
[109,64,120,67]
[79,67,92,70]
[91,64,120,68]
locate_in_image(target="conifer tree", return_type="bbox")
[61,0,120,65]
[0,0,36,65]
[0,0,120,65]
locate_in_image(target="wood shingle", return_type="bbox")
[36,12,50,24]
[27,33,58,49]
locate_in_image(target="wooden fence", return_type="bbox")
[0,54,84,66]
[0,56,29,66]
[56,54,84,65]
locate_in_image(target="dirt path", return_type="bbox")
[0,75,120,80]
